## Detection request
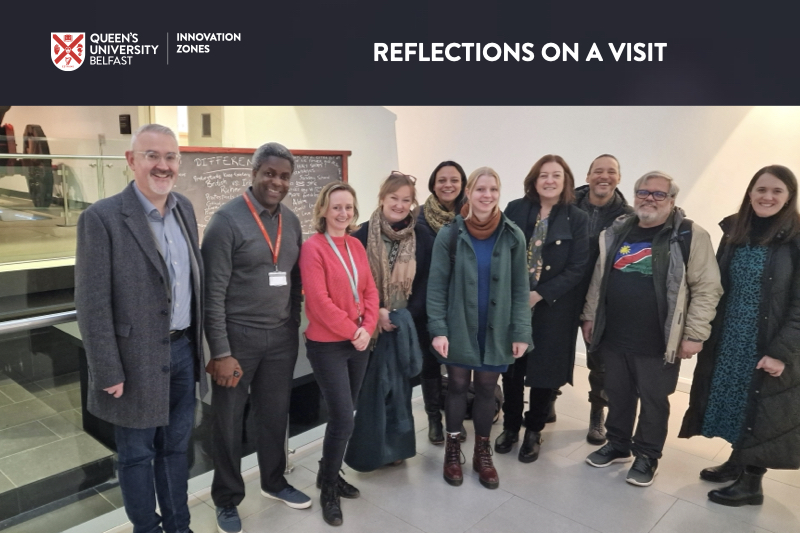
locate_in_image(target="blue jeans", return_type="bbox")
[115,334,197,533]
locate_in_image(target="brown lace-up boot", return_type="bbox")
[443,433,464,486]
[473,435,499,489]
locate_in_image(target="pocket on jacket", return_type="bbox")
[114,322,131,337]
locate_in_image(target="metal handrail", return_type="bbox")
[0,311,77,335]
[0,154,126,161]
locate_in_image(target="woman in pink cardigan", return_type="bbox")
[300,181,379,526]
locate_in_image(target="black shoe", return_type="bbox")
[626,455,659,487]
[586,443,631,468]
[494,429,519,454]
[427,413,444,445]
[459,423,467,443]
[708,469,764,507]
[700,461,744,483]
[320,481,343,526]
[518,429,542,463]
[316,460,360,499]
[586,407,607,445]
[546,389,562,424]
[421,377,444,445]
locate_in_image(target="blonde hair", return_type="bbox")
[464,167,501,220]
[312,181,360,234]
[378,172,419,218]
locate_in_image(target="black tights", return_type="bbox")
[445,366,499,438]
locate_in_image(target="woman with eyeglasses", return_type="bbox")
[495,155,589,463]
[300,181,379,526]
[344,171,435,470]
[417,161,469,444]
[680,165,800,507]
[427,166,531,489]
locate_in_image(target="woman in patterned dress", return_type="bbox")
[680,164,800,507]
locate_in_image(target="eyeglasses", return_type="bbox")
[390,170,417,184]
[135,151,181,165]
[635,189,671,201]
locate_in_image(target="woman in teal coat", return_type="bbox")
[427,166,531,490]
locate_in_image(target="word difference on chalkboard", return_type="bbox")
[175,148,350,238]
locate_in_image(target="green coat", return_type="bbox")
[426,214,532,367]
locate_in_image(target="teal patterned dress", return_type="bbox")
[701,244,768,443]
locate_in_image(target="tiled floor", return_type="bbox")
[13,364,800,533]
[0,372,113,491]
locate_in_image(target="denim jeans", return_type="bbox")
[114,334,197,533]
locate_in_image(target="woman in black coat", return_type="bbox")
[495,154,589,462]
[416,160,468,444]
[680,164,800,507]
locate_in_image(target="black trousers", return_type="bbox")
[499,353,555,433]
[601,344,680,459]
[305,339,370,484]
[211,322,298,507]
[585,338,608,408]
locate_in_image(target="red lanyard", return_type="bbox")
[243,193,282,267]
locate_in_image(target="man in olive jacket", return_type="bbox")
[581,171,721,488]
[75,124,205,533]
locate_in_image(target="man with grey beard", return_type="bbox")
[580,171,722,488]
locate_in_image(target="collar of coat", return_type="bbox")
[607,206,686,240]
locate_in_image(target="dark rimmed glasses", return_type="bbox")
[635,189,671,201]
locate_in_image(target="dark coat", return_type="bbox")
[680,215,800,469]
[573,185,633,297]
[352,218,434,325]
[344,309,422,471]
[504,198,590,388]
[75,182,206,429]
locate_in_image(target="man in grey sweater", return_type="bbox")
[202,142,308,533]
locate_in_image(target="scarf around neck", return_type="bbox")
[460,203,501,239]
[366,208,417,316]
[423,194,456,234]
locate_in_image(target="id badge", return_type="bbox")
[269,271,287,286]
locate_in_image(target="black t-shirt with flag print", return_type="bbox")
[602,223,666,356]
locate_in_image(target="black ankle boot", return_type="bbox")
[518,429,542,463]
[459,423,468,442]
[427,412,444,445]
[494,429,519,454]
[708,467,765,507]
[700,461,744,483]
[546,389,562,424]
[421,377,444,444]
[317,459,359,499]
[320,481,343,526]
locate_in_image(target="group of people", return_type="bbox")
[74,123,800,533]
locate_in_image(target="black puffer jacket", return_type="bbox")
[679,214,800,469]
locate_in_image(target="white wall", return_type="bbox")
[220,106,399,220]
[387,106,800,384]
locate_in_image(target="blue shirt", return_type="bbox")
[470,231,498,357]
[133,182,192,330]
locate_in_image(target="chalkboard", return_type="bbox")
[173,147,350,239]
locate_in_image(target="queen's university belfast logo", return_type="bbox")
[51,33,85,71]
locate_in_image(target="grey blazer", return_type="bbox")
[75,182,206,428]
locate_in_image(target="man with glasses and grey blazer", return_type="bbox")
[75,124,205,533]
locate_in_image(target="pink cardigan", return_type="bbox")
[300,233,378,342]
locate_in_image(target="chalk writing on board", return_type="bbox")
[174,150,346,239]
